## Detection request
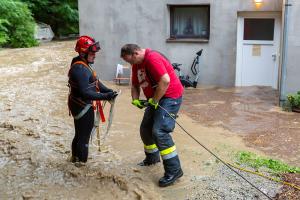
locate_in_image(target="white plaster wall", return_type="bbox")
[283,0,300,94]
[79,0,282,86]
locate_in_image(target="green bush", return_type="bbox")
[287,91,300,108]
[0,19,10,45]
[0,0,38,48]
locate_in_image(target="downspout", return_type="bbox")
[279,0,291,104]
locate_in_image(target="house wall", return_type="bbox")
[78,0,282,86]
[281,0,300,96]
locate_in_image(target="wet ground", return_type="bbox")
[0,40,298,199]
[181,86,300,166]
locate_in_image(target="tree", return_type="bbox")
[0,0,38,47]
[21,0,79,37]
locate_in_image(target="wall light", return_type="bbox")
[254,0,263,8]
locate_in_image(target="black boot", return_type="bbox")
[70,155,79,163]
[138,152,160,166]
[159,156,183,187]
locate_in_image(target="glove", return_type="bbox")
[104,91,118,100]
[111,91,118,99]
[148,98,158,110]
[132,99,146,109]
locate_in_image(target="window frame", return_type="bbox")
[167,4,210,43]
[243,18,275,41]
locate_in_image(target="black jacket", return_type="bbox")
[68,56,112,116]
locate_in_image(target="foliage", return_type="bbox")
[0,0,38,48]
[236,151,300,175]
[287,91,300,108]
[0,19,10,45]
[21,0,79,37]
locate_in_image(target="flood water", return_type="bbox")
[0,41,298,199]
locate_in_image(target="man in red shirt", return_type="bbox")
[120,44,184,187]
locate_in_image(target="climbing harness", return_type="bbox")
[67,60,100,119]
[68,60,119,151]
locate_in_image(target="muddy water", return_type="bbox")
[0,41,292,199]
[0,41,144,199]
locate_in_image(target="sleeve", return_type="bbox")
[131,64,139,86]
[71,65,112,100]
[146,55,167,83]
[98,80,113,93]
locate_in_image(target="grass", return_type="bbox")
[235,151,300,175]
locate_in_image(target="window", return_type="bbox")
[169,5,210,41]
[244,18,275,41]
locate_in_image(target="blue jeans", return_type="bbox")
[140,97,182,173]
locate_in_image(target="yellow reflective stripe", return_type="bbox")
[144,144,157,150]
[160,146,176,156]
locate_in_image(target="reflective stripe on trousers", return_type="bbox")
[144,144,159,153]
[160,145,177,160]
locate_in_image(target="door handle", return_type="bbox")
[272,54,276,61]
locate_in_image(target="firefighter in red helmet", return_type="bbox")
[68,35,117,165]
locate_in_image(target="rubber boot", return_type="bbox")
[138,151,160,166]
[70,155,79,163]
[159,156,183,187]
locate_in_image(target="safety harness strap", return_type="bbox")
[69,61,97,77]
[96,100,106,122]
[74,104,92,120]
[68,60,104,122]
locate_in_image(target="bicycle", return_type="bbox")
[172,49,203,88]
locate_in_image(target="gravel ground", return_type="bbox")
[185,165,281,200]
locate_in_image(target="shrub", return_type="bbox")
[0,0,38,48]
[0,19,10,45]
[287,91,300,109]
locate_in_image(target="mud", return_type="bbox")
[0,40,296,199]
[275,173,300,200]
[181,86,300,166]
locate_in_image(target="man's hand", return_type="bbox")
[112,91,118,99]
[105,91,118,100]
[148,98,158,109]
[132,99,146,109]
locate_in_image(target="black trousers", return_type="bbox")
[72,107,94,162]
[140,97,182,174]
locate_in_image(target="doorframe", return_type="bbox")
[235,11,282,88]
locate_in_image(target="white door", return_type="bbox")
[235,13,281,89]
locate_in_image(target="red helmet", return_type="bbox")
[75,35,101,54]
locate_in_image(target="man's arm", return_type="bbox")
[98,81,113,93]
[131,85,141,100]
[152,73,170,103]
[72,66,114,100]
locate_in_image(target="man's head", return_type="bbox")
[120,44,145,65]
[75,35,100,64]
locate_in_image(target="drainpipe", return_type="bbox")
[279,0,291,105]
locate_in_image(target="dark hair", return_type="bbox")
[120,44,141,57]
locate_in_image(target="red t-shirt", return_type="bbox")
[131,49,183,99]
